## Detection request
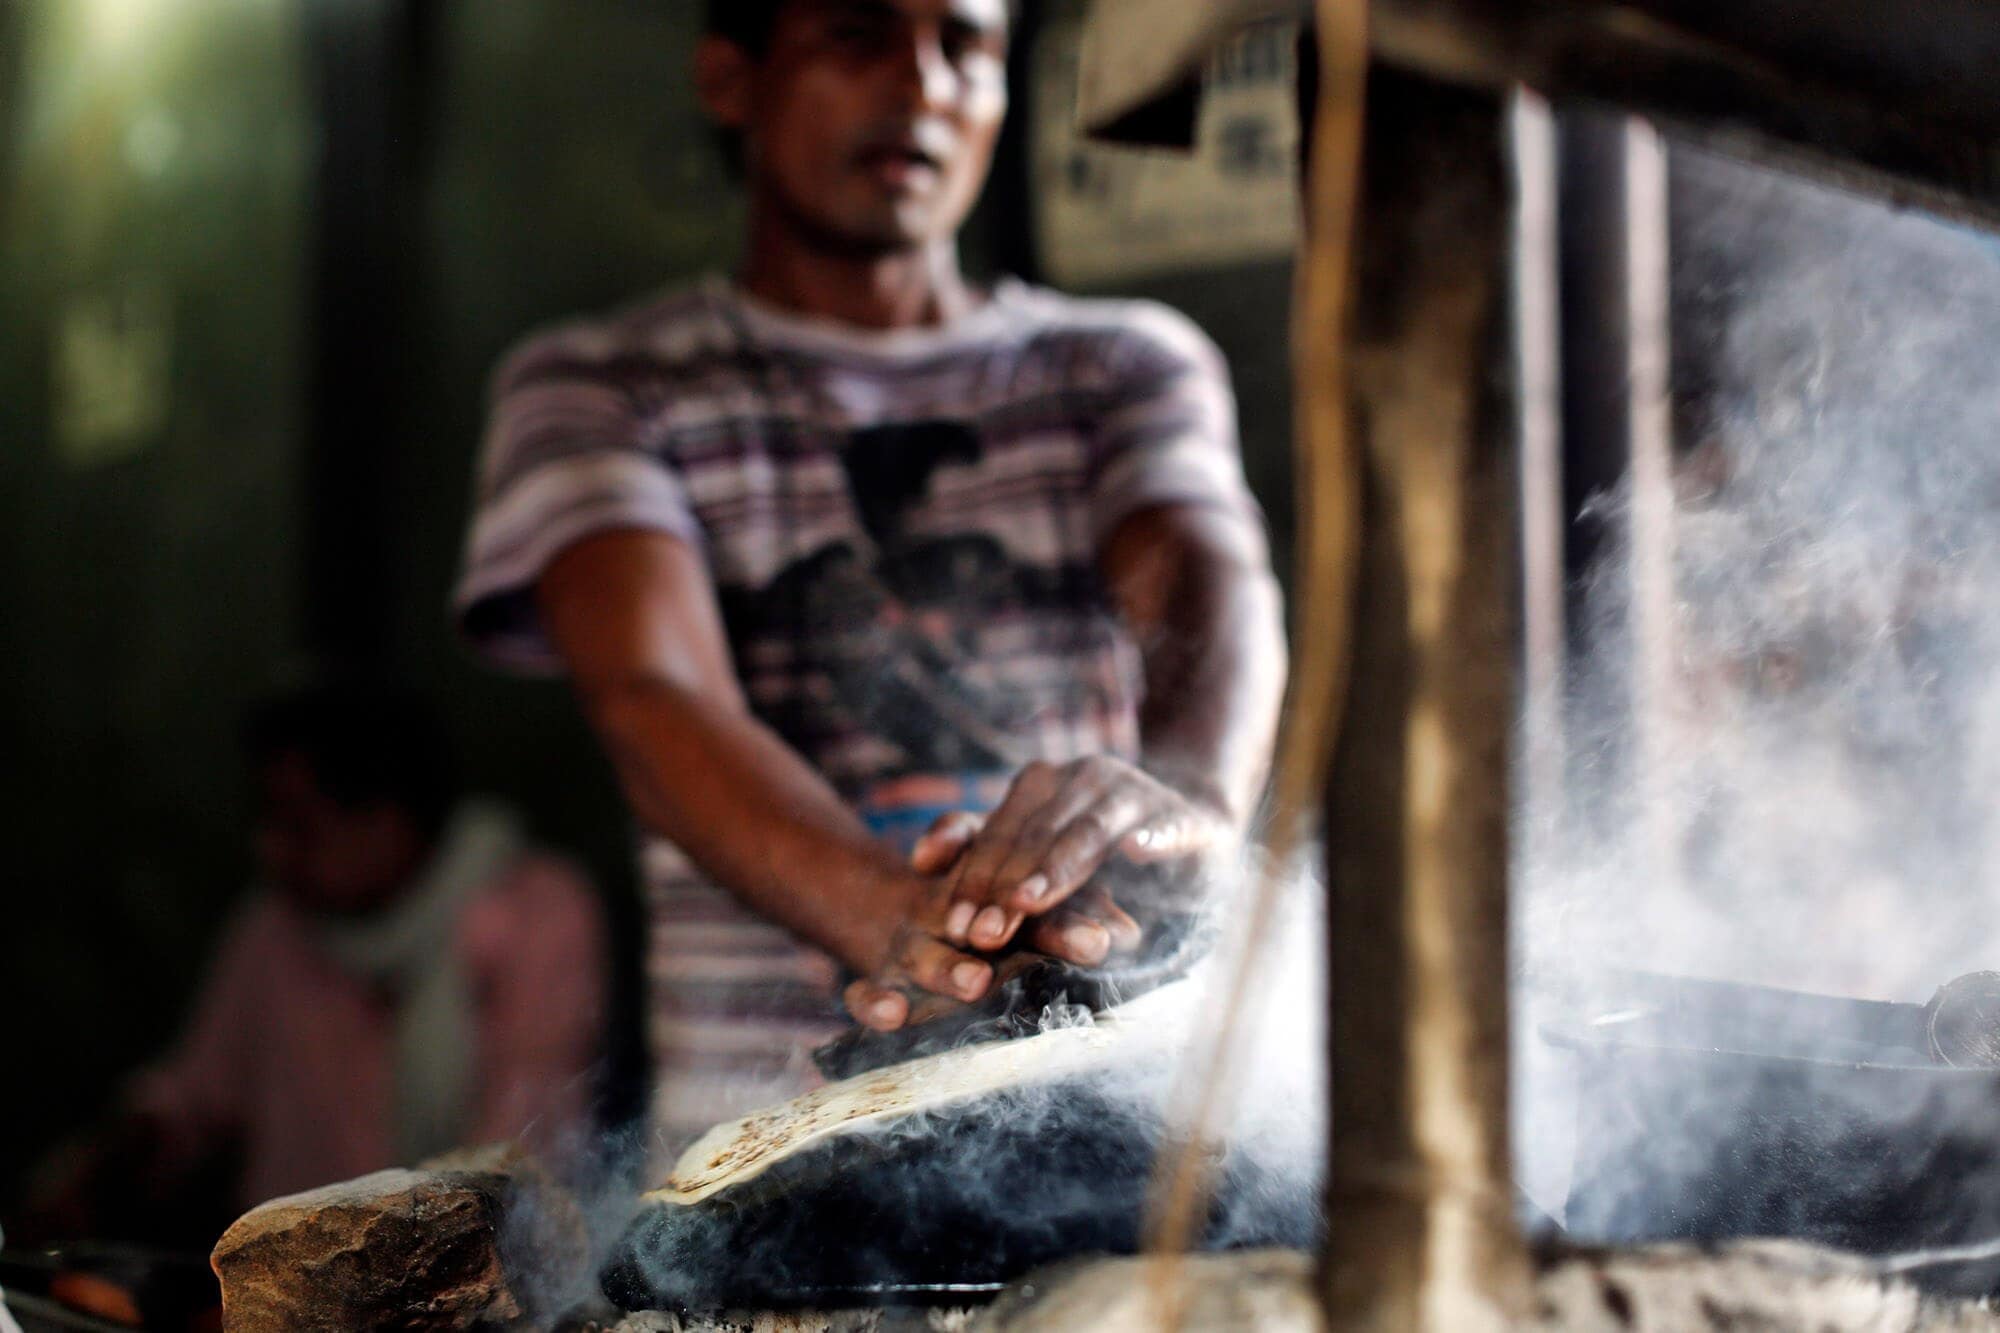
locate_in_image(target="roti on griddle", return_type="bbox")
[648,981,1193,1207]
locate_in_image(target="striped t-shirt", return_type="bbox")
[455,275,1260,1148]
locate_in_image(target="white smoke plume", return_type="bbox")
[1514,141,2000,1234]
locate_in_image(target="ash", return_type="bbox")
[1529,1241,2000,1332]
[954,1244,2000,1331]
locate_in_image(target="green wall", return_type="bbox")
[0,0,313,1195]
[383,1,756,1137]
[387,0,740,848]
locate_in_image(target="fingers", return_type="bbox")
[1075,886,1144,952]
[941,762,1064,934]
[847,813,1021,1032]
[910,810,985,875]
[844,978,909,1031]
[1120,810,1223,863]
[1030,888,1144,966]
[970,773,1160,929]
[938,758,1228,953]
[912,812,989,943]
[965,903,1027,952]
[940,756,1216,944]
[847,924,996,1031]
[1008,783,1154,915]
[982,774,1117,913]
[1031,912,1111,966]
[895,932,992,1004]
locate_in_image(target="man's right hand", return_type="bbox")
[844,861,995,1032]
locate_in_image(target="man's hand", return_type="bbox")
[937,757,1228,953]
[843,863,996,1032]
[841,808,1149,1030]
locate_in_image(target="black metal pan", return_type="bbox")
[1547,970,2000,1297]
[600,1074,1320,1313]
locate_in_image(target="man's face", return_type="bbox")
[253,751,420,918]
[717,0,1011,254]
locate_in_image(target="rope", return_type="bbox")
[1139,0,1371,1325]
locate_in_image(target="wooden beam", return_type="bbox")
[1513,92,1566,821]
[1083,0,2000,223]
[1321,66,1530,1329]
[1373,0,2000,228]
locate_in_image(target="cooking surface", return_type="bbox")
[612,968,1318,1314]
[1550,971,2000,1296]
[604,1074,1319,1313]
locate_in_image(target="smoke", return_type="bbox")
[1514,142,2000,1253]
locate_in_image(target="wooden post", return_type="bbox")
[1320,66,1531,1330]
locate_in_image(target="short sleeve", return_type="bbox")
[1086,302,1264,547]
[454,326,705,674]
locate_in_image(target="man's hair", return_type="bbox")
[703,0,1019,56]
[701,0,1017,173]
[243,682,458,837]
[705,0,789,55]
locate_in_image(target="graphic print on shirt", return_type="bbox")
[717,418,1090,776]
[457,281,1260,798]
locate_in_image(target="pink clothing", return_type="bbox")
[130,851,605,1210]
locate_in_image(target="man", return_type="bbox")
[455,0,1286,1146]
[24,685,606,1239]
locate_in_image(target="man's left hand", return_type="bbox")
[936,756,1230,953]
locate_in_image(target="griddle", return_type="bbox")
[599,1076,1320,1312]
[1549,970,2000,1297]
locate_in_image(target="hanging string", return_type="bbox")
[1140,0,1371,1325]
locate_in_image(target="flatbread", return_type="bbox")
[648,982,1194,1207]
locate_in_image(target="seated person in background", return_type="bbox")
[24,683,606,1240]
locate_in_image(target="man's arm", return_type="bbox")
[1112,503,1287,822]
[536,529,1109,1027]
[930,502,1287,951]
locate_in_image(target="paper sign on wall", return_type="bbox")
[1034,18,1300,286]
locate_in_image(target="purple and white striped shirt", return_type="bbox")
[455,275,1259,1147]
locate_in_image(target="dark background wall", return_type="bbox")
[0,0,1299,1208]
[0,0,315,1201]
